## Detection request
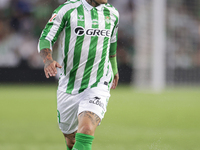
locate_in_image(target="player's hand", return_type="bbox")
[111,73,119,89]
[44,60,62,78]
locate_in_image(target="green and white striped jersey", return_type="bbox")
[38,0,119,94]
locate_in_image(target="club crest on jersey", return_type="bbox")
[105,16,111,24]
[74,26,111,37]
[49,14,57,22]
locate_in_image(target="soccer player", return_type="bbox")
[38,0,119,149]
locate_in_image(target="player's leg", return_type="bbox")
[63,131,77,150]
[57,90,80,150]
[72,87,110,150]
[78,111,101,135]
[72,111,101,150]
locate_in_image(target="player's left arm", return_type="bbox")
[109,42,119,89]
[110,12,119,89]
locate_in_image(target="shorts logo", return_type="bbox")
[89,97,105,111]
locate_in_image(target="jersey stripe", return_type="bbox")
[63,8,75,75]
[91,7,111,88]
[67,5,85,94]
[79,8,99,93]
[61,9,78,90]
[87,10,105,88]
[72,8,92,94]
[50,5,69,46]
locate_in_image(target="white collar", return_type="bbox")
[81,0,104,11]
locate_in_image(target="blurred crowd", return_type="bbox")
[0,0,66,68]
[166,0,200,69]
[0,0,134,72]
[0,0,200,74]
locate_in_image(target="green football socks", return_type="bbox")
[72,133,94,150]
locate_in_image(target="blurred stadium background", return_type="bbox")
[0,0,200,150]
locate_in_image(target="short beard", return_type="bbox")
[86,0,100,7]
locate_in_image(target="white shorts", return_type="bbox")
[57,86,110,134]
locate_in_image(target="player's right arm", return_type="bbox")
[38,4,67,78]
[40,48,62,78]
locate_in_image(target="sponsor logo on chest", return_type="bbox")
[74,26,111,37]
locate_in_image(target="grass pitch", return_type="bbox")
[0,84,200,150]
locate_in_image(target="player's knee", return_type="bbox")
[78,125,94,135]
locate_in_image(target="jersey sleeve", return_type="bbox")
[110,13,119,44]
[110,12,119,56]
[38,5,67,52]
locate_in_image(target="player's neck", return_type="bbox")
[86,0,100,7]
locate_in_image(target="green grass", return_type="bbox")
[0,84,200,150]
